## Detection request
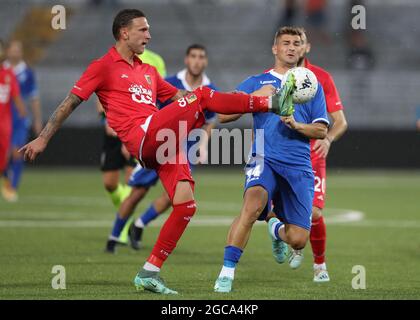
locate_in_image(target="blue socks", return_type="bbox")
[140,205,159,226]
[10,158,24,189]
[110,213,128,239]
[223,245,243,268]
[274,220,284,241]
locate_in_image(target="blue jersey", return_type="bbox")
[237,70,329,173]
[165,69,217,123]
[4,61,38,122]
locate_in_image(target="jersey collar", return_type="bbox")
[109,46,142,65]
[268,69,284,81]
[3,60,27,74]
[176,68,210,91]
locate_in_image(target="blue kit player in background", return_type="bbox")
[105,44,218,253]
[214,27,329,293]
[2,40,42,202]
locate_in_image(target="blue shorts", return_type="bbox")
[11,117,30,148]
[244,158,314,230]
[128,162,195,189]
[128,164,159,188]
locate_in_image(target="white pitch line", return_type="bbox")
[0,209,367,228]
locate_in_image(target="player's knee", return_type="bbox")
[176,200,197,217]
[287,232,309,250]
[312,207,322,221]
[104,183,116,193]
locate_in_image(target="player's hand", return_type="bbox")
[312,138,331,159]
[280,115,300,130]
[105,123,118,137]
[121,144,131,161]
[19,137,48,162]
[252,85,276,96]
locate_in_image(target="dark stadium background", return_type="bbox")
[1,0,418,169]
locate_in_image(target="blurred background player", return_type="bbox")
[285,28,348,282]
[98,48,167,246]
[214,27,329,293]
[0,39,26,185]
[141,48,167,77]
[97,99,136,211]
[2,40,41,202]
[105,43,218,253]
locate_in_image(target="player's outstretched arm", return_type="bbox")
[218,114,242,123]
[281,115,328,139]
[19,93,82,162]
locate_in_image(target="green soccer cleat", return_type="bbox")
[267,217,289,264]
[214,276,233,293]
[288,249,304,269]
[271,72,296,116]
[134,270,178,295]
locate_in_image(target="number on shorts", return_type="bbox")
[314,176,326,194]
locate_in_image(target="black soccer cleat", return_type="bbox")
[105,239,118,254]
[128,223,143,251]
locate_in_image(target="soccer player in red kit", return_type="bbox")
[20,9,293,294]
[0,39,26,177]
[287,29,348,282]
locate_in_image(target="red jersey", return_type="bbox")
[70,47,178,157]
[0,65,20,133]
[304,59,344,162]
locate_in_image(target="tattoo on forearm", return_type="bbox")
[39,93,82,141]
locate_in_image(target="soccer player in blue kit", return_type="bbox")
[105,44,218,253]
[2,40,42,202]
[214,27,330,293]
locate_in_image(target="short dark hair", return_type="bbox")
[273,26,302,44]
[112,9,146,40]
[186,44,207,56]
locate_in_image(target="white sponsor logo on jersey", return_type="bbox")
[0,84,11,104]
[129,84,155,106]
[260,80,277,85]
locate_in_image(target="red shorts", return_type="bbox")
[0,129,11,172]
[311,157,326,209]
[140,93,205,200]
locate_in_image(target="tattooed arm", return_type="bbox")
[19,93,82,162]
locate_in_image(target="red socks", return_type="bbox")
[310,215,327,264]
[148,200,197,267]
[197,86,269,114]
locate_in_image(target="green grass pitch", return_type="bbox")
[0,168,419,299]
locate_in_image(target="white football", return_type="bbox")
[284,67,318,104]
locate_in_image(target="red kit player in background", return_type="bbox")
[0,39,26,178]
[287,28,348,282]
[19,9,290,294]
